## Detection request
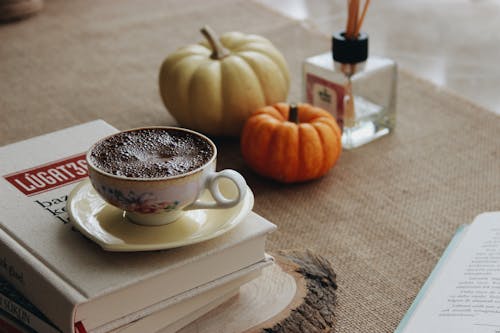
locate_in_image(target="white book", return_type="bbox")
[396,212,500,333]
[0,120,277,333]
[0,290,236,333]
[0,256,269,333]
[110,261,266,333]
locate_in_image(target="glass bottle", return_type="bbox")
[303,31,397,149]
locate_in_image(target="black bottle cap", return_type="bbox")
[332,31,369,64]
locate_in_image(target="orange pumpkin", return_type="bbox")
[241,103,342,183]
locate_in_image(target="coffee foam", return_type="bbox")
[89,128,214,178]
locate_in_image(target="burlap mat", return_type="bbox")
[1,1,499,332]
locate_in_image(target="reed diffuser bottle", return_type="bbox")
[303,0,397,149]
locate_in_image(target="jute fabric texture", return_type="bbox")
[1,1,499,331]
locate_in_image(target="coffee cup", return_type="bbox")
[86,127,247,226]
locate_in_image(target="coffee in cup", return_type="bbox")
[86,127,247,226]
[88,128,214,178]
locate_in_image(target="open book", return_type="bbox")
[396,212,500,333]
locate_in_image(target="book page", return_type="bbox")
[399,212,500,333]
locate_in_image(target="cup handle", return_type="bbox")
[186,169,247,210]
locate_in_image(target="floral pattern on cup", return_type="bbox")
[97,184,179,214]
[86,127,247,226]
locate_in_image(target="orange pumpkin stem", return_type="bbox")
[200,25,230,60]
[289,104,299,124]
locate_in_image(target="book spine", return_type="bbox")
[0,291,61,333]
[0,310,35,333]
[0,228,84,333]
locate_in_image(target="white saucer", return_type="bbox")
[67,179,254,252]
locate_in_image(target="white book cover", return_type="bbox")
[0,121,277,333]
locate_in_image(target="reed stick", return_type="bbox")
[345,0,371,39]
[342,0,371,128]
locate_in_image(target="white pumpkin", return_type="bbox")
[159,26,290,136]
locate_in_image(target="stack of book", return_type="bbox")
[0,121,276,333]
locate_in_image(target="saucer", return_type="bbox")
[67,179,254,252]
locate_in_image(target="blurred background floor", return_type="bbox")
[256,0,500,115]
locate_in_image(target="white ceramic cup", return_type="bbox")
[86,127,247,226]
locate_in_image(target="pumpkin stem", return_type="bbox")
[289,104,299,124]
[200,25,230,60]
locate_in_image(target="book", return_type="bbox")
[0,276,60,333]
[0,256,270,333]
[109,259,266,333]
[0,310,34,333]
[0,120,277,333]
[396,212,500,333]
[155,292,237,333]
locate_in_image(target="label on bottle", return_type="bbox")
[305,73,345,128]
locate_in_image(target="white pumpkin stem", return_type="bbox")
[201,25,230,60]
